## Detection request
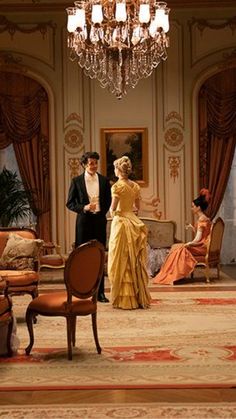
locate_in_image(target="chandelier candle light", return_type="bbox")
[66,0,170,99]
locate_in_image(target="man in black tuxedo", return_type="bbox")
[66,151,111,302]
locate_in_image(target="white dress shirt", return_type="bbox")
[84,171,100,212]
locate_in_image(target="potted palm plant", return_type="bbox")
[0,168,34,227]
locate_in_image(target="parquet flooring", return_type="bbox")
[1,265,236,408]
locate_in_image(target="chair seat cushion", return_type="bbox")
[28,291,97,315]
[0,270,39,286]
[40,254,65,267]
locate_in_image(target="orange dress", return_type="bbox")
[153,218,212,285]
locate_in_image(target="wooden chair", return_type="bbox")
[39,241,66,270]
[191,217,225,283]
[0,279,14,357]
[25,240,105,360]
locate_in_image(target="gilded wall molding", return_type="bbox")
[189,16,236,35]
[168,156,181,182]
[165,111,182,123]
[140,197,162,220]
[66,113,82,125]
[0,52,28,73]
[0,15,56,39]
[65,129,83,149]
[164,128,183,147]
[68,158,80,179]
[218,48,236,69]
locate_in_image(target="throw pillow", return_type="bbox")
[0,257,35,271]
[0,233,43,266]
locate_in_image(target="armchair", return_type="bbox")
[39,241,65,270]
[0,278,14,357]
[0,227,43,318]
[191,217,225,283]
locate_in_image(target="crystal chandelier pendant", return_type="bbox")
[66,1,170,99]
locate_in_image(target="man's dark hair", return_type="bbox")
[80,151,100,168]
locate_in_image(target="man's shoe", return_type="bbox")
[98,293,109,303]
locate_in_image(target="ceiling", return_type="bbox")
[0,0,235,12]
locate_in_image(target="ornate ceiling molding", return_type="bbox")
[189,16,236,35]
[0,0,236,12]
[0,15,56,39]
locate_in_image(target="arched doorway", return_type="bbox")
[0,71,51,241]
[198,67,236,218]
[198,67,236,263]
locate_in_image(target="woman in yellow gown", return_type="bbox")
[108,156,151,310]
[153,189,212,285]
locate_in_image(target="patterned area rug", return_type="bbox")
[39,268,236,287]
[1,290,236,391]
[1,402,236,418]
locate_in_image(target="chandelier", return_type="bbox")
[66,1,170,99]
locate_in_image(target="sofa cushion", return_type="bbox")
[0,257,35,271]
[0,233,43,267]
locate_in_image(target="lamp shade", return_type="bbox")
[91,4,103,24]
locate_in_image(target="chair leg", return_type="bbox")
[66,317,73,360]
[31,290,39,324]
[71,316,76,347]
[92,312,101,354]
[205,266,210,283]
[6,317,13,357]
[25,308,35,355]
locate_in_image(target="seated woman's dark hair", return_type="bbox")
[193,188,211,211]
[80,151,100,167]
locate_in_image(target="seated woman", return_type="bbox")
[153,189,211,285]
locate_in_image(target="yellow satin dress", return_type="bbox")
[153,218,212,285]
[108,180,151,309]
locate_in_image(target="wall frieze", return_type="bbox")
[164,128,183,147]
[168,156,181,182]
[189,16,236,35]
[0,15,56,39]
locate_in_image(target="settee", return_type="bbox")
[0,227,43,303]
[106,217,179,276]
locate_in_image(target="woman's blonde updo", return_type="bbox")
[114,156,132,177]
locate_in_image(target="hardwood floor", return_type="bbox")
[1,265,236,408]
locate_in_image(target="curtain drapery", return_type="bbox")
[198,68,236,218]
[0,71,51,241]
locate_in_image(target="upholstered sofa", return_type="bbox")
[106,217,179,276]
[0,227,43,302]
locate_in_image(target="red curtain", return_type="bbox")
[198,68,236,218]
[0,71,51,241]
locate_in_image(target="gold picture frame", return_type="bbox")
[100,127,148,187]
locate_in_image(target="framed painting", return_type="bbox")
[100,128,148,186]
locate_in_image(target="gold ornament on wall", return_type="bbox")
[65,129,83,148]
[165,128,183,147]
[68,158,81,179]
[168,156,180,182]
[66,113,82,124]
[165,111,182,123]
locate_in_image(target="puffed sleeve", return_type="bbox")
[133,182,141,199]
[111,182,125,197]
